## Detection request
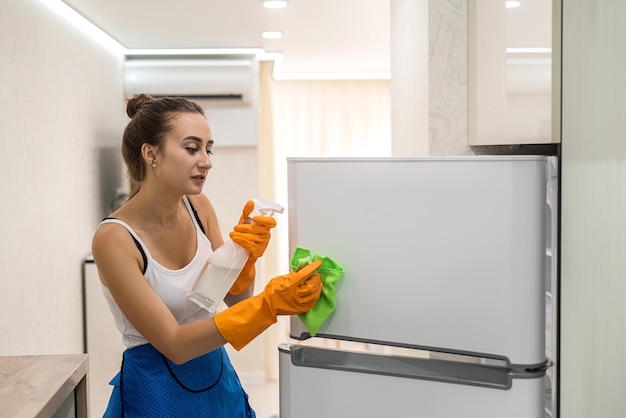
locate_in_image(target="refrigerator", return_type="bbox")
[279,156,558,418]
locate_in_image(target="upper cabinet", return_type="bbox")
[468,0,561,146]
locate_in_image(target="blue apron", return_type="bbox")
[104,344,255,417]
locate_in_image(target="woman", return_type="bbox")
[91,94,322,417]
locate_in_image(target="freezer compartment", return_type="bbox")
[279,343,546,418]
[288,156,548,366]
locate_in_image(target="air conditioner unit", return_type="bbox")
[123,57,259,105]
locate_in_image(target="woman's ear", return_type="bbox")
[141,143,158,166]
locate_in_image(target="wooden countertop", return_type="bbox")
[0,354,88,418]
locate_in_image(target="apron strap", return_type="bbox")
[159,349,224,393]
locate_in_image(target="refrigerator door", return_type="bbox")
[279,344,545,418]
[287,157,547,366]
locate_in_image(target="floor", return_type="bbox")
[244,381,279,418]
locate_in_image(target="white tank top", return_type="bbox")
[98,196,214,348]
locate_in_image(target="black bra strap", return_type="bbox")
[185,197,207,236]
[130,235,148,275]
[102,217,148,275]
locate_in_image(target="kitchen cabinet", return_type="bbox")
[560,1,626,416]
[83,257,125,418]
[0,354,88,418]
[468,0,561,146]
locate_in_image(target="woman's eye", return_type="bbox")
[207,149,213,156]
[186,147,198,154]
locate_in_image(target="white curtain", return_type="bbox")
[259,64,391,380]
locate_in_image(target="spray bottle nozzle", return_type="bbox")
[259,207,281,217]
[245,197,285,223]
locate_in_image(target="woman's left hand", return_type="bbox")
[227,201,277,295]
[229,201,277,259]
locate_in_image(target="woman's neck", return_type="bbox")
[123,186,186,229]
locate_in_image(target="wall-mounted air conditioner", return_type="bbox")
[123,56,260,147]
[123,57,259,105]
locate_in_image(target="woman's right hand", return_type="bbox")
[214,260,323,350]
[263,260,323,316]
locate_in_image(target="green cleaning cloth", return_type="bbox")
[290,246,345,337]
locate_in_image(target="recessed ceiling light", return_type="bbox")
[506,1,521,8]
[263,0,288,8]
[262,31,283,39]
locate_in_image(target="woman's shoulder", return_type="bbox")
[187,194,217,218]
[92,219,135,252]
[91,218,144,278]
[187,192,209,208]
[92,200,143,251]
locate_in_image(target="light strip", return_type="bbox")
[125,48,266,57]
[260,52,391,80]
[276,72,392,81]
[37,0,125,54]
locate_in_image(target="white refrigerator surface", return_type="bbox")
[287,156,548,367]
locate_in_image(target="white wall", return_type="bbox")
[0,0,125,355]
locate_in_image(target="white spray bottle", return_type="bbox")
[187,197,284,313]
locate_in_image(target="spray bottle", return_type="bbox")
[187,197,284,313]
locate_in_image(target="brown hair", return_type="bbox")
[122,94,205,197]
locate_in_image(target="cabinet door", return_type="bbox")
[83,260,125,418]
[468,0,561,146]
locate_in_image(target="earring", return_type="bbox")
[151,160,157,168]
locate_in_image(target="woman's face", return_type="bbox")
[153,112,214,196]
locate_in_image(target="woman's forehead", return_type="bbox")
[168,112,212,140]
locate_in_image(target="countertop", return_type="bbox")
[0,354,88,418]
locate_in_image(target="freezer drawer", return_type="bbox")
[279,344,545,418]
[288,156,548,366]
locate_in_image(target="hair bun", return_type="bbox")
[126,94,154,118]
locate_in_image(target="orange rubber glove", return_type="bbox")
[228,201,277,295]
[214,260,323,350]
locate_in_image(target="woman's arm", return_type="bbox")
[224,283,254,305]
[92,223,226,365]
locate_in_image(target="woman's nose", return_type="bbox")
[199,153,212,169]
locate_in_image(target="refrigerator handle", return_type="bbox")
[289,315,311,340]
[280,344,546,391]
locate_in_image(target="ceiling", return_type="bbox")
[60,0,392,78]
[59,0,552,79]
